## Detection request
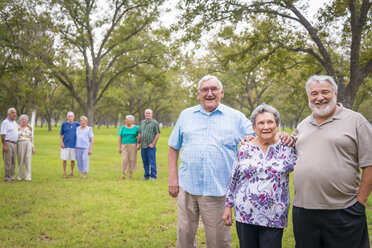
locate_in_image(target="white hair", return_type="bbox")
[7,108,16,114]
[67,111,74,117]
[144,109,152,114]
[197,75,223,92]
[19,114,28,121]
[126,115,134,121]
[305,75,338,94]
[250,104,280,127]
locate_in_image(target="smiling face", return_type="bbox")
[125,117,133,126]
[307,80,337,119]
[19,117,28,127]
[79,117,87,128]
[197,78,224,112]
[253,112,279,143]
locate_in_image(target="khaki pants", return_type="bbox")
[121,144,137,173]
[177,187,231,248]
[3,141,17,181]
[17,141,32,180]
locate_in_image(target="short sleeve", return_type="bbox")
[0,121,7,135]
[168,114,183,150]
[153,122,160,134]
[357,121,372,168]
[240,114,255,137]
[118,126,124,137]
[88,128,94,138]
[59,123,64,135]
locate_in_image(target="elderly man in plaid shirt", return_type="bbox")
[168,75,255,248]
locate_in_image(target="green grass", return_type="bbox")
[0,127,371,247]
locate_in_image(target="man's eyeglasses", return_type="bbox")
[199,87,220,94]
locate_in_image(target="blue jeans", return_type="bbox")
[141,147,157,179]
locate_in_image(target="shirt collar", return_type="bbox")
[195,103,224,115]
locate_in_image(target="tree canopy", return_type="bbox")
[1,0,372,127]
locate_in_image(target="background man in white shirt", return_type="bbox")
[1,108,18,182]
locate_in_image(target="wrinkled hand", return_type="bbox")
[148,143,155,148]
[279,132,295,147]
[88,149,92,155]
[239,135,255,146]
[61,142,65,148]
[3,145,8,153]
[168,177,179,198]
[222,207,233,226]
[356,197,367,207]
[136,144,141,150]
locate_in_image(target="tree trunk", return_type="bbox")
[85,103,95,127]
[47,120,52,132]
[54,112,61,127]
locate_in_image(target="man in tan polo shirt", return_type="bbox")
[292,75,372,248]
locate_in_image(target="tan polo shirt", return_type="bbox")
[293,104,372,209]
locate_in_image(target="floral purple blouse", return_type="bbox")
[225,140,297,228]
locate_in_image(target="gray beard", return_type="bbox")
[309,98,337,117]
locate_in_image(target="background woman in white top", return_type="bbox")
[17,114,35,181]
[75,116,94,178]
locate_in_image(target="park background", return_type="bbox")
[0,126,371,247]
[1,0,372,246]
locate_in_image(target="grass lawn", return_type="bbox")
[0,126,371,247]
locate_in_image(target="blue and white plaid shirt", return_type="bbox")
[168,103,254,197]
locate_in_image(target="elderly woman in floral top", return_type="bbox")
[222,104,297,248]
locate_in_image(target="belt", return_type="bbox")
[5,140,17,144]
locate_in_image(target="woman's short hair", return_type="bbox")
[250,104,280,127]
[19,114,28,121]
[126,115,134,121]
[79,116,88,122]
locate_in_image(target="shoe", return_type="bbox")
[150,178,156,181]
[141,177,149,181]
